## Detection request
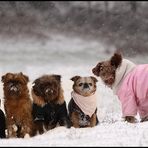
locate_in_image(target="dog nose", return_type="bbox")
[105,77,114,84]
[83,83,89,89]
[10,86,18,92]
[45,88,53,94]
[92,68,95,74]
[92,68,98,76]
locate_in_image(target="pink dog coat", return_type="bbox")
[113,59,148,118]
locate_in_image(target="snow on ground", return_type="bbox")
[0,33,148,146]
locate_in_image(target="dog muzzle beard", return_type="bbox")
[45,88,54,95]
[8,86,20,95]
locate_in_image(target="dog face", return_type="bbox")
[71,76,98,97]
[1,72,29,97]
[92,53,122,87]
[32,75,61,103]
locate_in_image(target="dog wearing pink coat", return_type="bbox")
[92,52,148,123]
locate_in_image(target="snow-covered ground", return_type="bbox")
[0,33,148,146]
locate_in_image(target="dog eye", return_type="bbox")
[100,67,103,71]
[89,83,92,86]
[79,83,83,87]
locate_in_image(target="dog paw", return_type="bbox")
[141,116,148,122]
[124,116,137,123]
[12,124,18,132]
[24,133,30,139]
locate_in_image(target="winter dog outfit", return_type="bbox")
[32,101,71,128]
[112,59,148,119]
[68,91,99,127]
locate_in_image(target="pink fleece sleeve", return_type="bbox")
[118,89,138,117]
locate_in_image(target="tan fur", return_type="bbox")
[71,76,97,97]
[31,89,46,107]
[56,87,64,105]
[71,112,80,128]
[90,113,97,127]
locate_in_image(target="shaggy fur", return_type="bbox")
[32,74,71,135]
[68,76,99,128]
[2,72,34,138]
[92,53,137,123]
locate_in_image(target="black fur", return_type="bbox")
[0,109,6,138]
[32,101,71,134]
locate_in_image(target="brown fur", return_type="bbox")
[31,89,46,106]
[32,74,70,134]
[92,53,122,87]
[92,52,137,123]
[1,72,34,138]
[32,74,64,105]
[71,111,97,128]
[71,112,80,128]
[69,76,98,128]
[124,116,137,123]
[31,87,64,107]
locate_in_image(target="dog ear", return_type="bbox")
[32,78,40,85]
[53,74,61,82]
[110,52,122,68]
[20,72,29,83]
[1,73,12,83]
[90,76,98,83]
[92,62,102,76]
[23,74,29,83]
[70,76,81,82]
[1,75,6,83]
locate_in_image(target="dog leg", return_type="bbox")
[59,117,71,128]
[71,112,80,128]
[90,113,97,127]
[19,120,33,138]
[19,125,31,138]
[7,124,17,138]
[141,116,148,122]
[35,121,44,135]
[45,123,57,131]
[6,116,17,138]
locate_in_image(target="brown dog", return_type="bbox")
[92,53,138,123]
[32,74,71,135]
[68,76,99,128]
[1,72,34,138]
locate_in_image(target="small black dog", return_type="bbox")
[31,74,71,135]
[0,108,6,138]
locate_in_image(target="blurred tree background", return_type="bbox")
[0,1,148,56]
